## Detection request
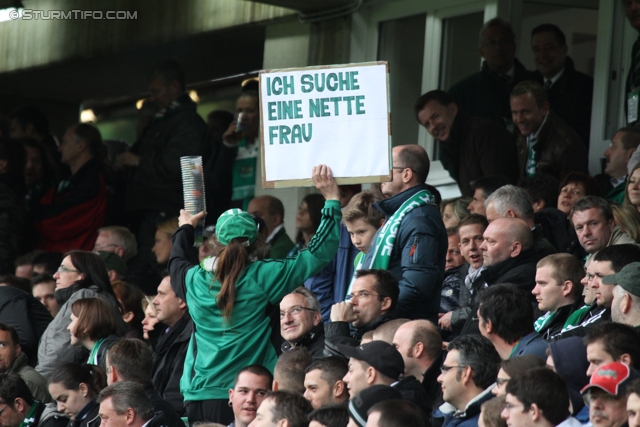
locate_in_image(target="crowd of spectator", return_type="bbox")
[3,7,640,427]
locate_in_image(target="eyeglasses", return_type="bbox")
[345,291,387,302]
[57,266,80,274]
[495,378,509,386]
[0,403,9,416]
[440,365,465,374]
[279,306,316,319]
[93,243,119,252]
[503,402,524,411]
[583,391,621,406]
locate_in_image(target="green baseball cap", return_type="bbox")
[602,261,640,297]
[215,209,258,246]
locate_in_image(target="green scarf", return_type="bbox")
[19,400,41,427]
[368,189,434,270]
[561,304,590,333]
[533,311,555,332]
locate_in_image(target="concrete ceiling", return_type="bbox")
[0,24,266,107]
[250,0,359,16]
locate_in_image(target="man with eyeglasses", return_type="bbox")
[581,362,640,427]
[359,143,446,323]
[449,18,533,130]
[557,244,640,339]
[0,373,67,427]
[93,225,160,295]
[325,269,399,343]
[501,367,579,427]
[434,335,500,427]
[280,287,324,359]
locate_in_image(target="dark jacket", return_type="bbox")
[532,56,593,146]
[38,401,69,427]
[34,158,107,252]
[0,180,26,274]
[554,304,611,340]
[94,333,121,373]
[461,248,542,336]
[439,111,519,196]
[126,94,207,214]
[281,323,325,359]
[151,313,192,415]
[68,398,99,427]
[450,264,483,334]
[440,266,464,314]
[143,382,186,427]
[203,139,237,224]
[436,387,494,427]
[268,227,295,259]
[306,223,359,322]
[449,59,534,128]
[393,375,431,421]
[364,184,447,321]
[549,337,590,417]
[144,413,170,427]
[125,255,162,295]
[516,111,588,181]
[511,331,548,360]
[480,248,541,293]
[534,208,586,259]
[324,313,394,355]
[422,351,445,420]
[537,299,583,341]
[0,286,52,367]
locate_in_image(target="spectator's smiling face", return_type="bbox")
[458,223,485,269]
[229,372,270,427]
[279,293,320,343]
[510,93,548,137]
[531,31,567,79]
[417,100,458,142]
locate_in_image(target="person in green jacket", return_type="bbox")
[168,165,341,426]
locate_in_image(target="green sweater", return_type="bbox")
[169,200,341,401]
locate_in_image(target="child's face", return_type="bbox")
[345,218,380,254]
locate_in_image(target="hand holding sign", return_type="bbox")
[312,164,340,201]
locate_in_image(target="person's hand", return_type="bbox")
[438,311,453,330]
[179,209,206,228]
[115,152,141,169]
[312,165,340,201]
[222,121,241,146]
[330,301,358,323]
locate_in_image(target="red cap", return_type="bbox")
[581,362,639,396]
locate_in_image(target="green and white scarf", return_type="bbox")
[533,311,555,332]
[368,189,435,270]
[19,400,41,427]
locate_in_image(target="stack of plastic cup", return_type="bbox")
[180,156,206,247]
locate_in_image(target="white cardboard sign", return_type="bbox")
[259,62,391,188]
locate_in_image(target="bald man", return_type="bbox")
[460,217,544,335]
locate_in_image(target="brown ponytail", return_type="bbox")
[214,239,249,323]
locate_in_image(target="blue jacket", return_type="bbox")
[436,387,494,427]
[511,331,548,360]
[363,184,447,321]
[305,223,358,323]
